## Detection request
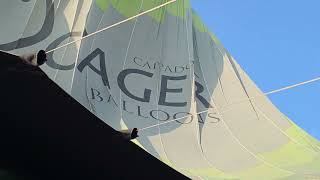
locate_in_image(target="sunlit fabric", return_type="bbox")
[1,0,319,179]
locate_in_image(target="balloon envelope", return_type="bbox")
[1,0,319,179]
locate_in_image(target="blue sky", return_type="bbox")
[190,0,320,140]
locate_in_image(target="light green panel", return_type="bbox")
[96,0,110,11]
[141,0,166,21]
[166,0,191,19]
[306,156,320,173]
[96,0,141,16]
[160,156,235,180]
[184,168,235,180]
[257,140,320,174]
[233,164,294,180]
[278,173,320,180]
[95,0,191,21]
[96,0,225,52]
[258,141,315,168]
[285,118,320,149]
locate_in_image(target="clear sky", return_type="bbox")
[190,0,320,140]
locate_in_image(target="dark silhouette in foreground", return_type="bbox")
[0,51,187,180]
[19,50,47,66]
[119,128,139,140]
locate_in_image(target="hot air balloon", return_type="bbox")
[0,0,319,179]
